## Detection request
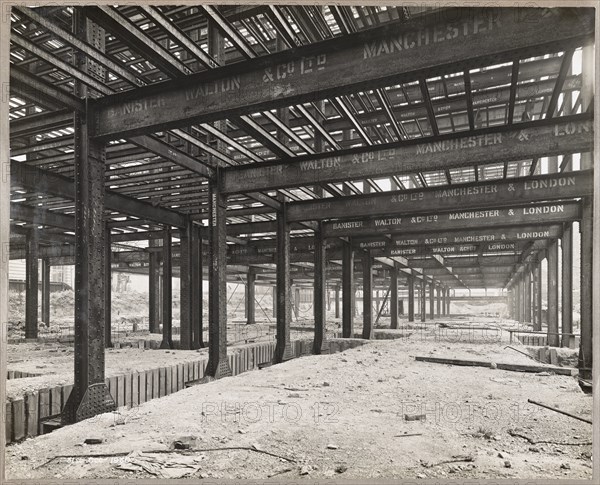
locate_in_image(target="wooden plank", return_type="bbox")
[116,376,125,407]
[415,355,576,375]
[323,201,581,238]
[125,374,132,407]
[146,370,153,402]
[165,366,172,395]
[25,392,38,437]
[38,388,51,432]
[5,402,12,444]
[50,386,62,416]
[132,372,140,407]
[93,9,594,140]
[152,369,159,399]
[62,384,73,408]
[288,171,592,222]
[12,399,25,441]
[138,371,146,404]
[177,364,183,391]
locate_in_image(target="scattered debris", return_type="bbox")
[422,455,474,468]
[527,399,592,424]
[393,433,422,438]
[560,463,571,470]
[299,465,310,475]
[267,468,293,478]
[404,414,426,422]
[326,444,338,450]
[335,464,348,474]
[83,438,103,445]
[508,429,592,446]
[504,460,512,468]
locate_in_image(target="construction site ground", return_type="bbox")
[5,316,591,480]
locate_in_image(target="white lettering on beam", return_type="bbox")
[435,184,497,198]
[333,221,363,230]
[120,97,166,115]
[449,210,499,220]
[363,17,500,59]
[184,76,241,101]
[299,157,341,171]
[416,134,502,155]
[554,121,592,137]
[524,176,576,190]
[522,205,564,215]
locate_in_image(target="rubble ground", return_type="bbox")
[5,317,592,480]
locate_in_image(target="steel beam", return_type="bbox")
[323,201,581,238]
[287,170,592,222]
[313,222,327,353]
[92,8,594,139]
[223,114,593,193]
[11,160,187,228]
[206,180,232,377]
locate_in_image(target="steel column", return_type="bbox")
[390,267,398,329]
[148,238,161,333]
[561,222,573,347]
[160,226,174,349]
[420,279,426,322]
[25,228,38,339]
[274,205,293,363]
[535,261,543,330]
[429,281,435,320]
[104,225,112,348]
[579,197,593,378]
[179,218,193,350]
[446,288,451,315]
[246,268,256,325]
[334,284,340,319]
[313,222,327,354]
[62,9,115,425]
[41,258,50,326]
[408,274,415,322]
[515,278,521,322]
[193,225,204,348]
[342,244,354,337]
[436,286,441,317]
[524,267,532,324]
[362,251,373,339]
[207,178,232,376]
[547,240,559,347]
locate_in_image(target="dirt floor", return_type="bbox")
[5,316,592,480]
